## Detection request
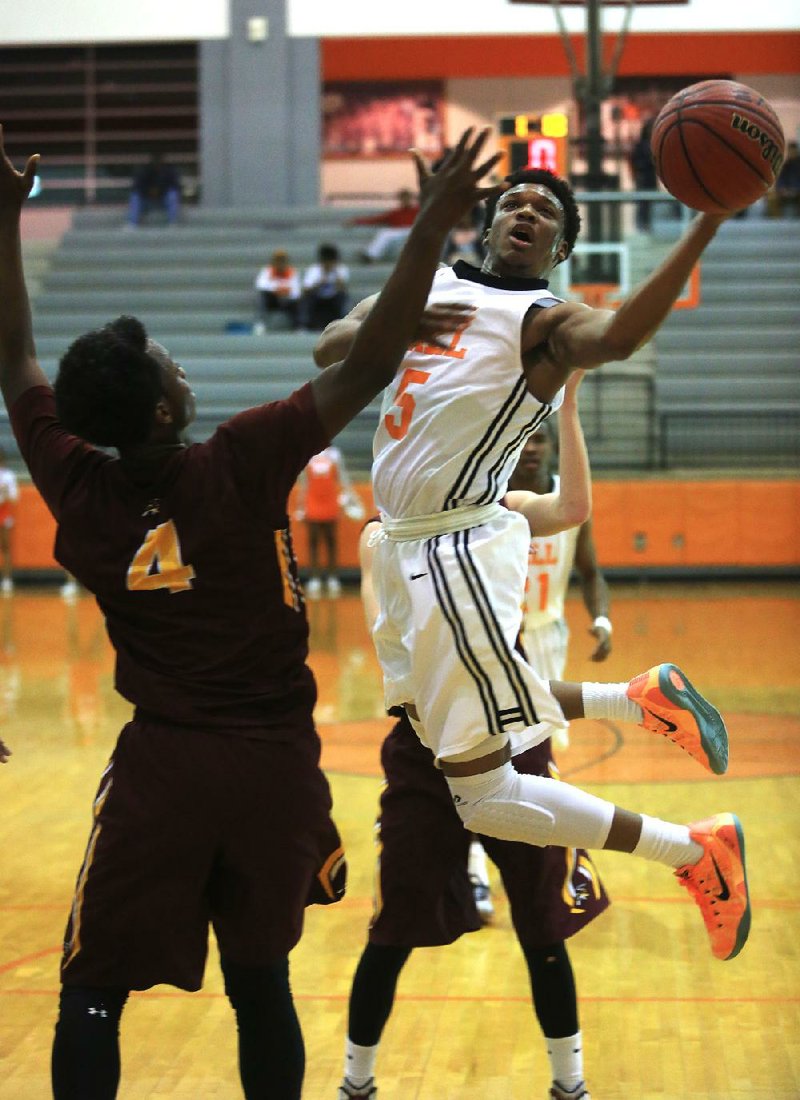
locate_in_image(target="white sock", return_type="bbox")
[547,1031,584,1092]
[582,682,641,724]
[468,839,489,883]
[633,814,703,868]
[344,1039,378,1088]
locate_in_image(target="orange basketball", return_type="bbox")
[650,80,785,214]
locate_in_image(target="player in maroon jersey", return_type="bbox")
[0,124,502,1100]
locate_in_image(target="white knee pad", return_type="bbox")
[448,762,615,851]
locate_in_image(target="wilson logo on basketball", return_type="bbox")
[730,114,784,175]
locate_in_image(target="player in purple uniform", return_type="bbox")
[0,124,502,1100]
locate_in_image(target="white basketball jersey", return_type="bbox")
[372,263,564,518]
[523,477,580,630]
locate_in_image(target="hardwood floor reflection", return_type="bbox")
[1,581,798,1098]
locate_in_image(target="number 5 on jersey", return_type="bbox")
[127,520,195,593]
[384,368,430,441]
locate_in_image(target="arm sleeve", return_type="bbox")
[213,382,330,522]
[9,386,102,521]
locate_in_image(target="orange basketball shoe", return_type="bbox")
[626,664,728,774]
[675,813,751,961]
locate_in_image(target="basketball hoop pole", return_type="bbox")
[556,0,635,278]
[515,0,637,279]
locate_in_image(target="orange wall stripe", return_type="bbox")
[9,479,799,572]
[322,32,800,81]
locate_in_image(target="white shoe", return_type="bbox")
[306,577,322,599]
[1,577,12,596]
[469,873,494,924]
[60,579,78,600]
[326,576,341,596]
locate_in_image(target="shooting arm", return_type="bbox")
[538,212,727,371]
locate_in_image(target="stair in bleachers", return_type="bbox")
[654,218,800,468]
[11,206,800,477]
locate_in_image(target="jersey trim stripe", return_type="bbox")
[426,534,502,735]
[444,375,530,509]
[478,402,553,506]
[454,527,540,729]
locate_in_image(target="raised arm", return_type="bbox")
[522,211,729,397]
[0,126,50,410]
[505,370,590,537]
[311,129,501,439]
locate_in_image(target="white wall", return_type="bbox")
[290,0,800,36]
[0,0,228,45]
[2,1,798,46]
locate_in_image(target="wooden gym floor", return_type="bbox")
[0,580,798,1099]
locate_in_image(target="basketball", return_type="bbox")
[650,80,785,214]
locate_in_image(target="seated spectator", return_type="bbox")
[301,244,350,331]
[443,214,484,266]
[127,154,181,228]
[254,249,301,329]
[768,141,800,218]
[350,188,419,262]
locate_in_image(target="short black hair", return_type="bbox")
[318,243,340,262]
[483,168,581,257]
[54,315,164,449]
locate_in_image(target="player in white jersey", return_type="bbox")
[315,160,751,969]
[515,422,611,722]
[0,446,19,595]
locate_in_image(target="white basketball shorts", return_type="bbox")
[371,509,567,763]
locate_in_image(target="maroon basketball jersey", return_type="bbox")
[12,384,329,733]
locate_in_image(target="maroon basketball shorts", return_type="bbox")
[369,714,609,948]
[60,715,342,991]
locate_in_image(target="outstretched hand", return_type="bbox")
[411,127,503,232]
[0,125,40,214]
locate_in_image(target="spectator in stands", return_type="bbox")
[351,188,419,263]
[301,244,350,331]
[0,446,18,595]
[254,249,302,330]
[127,154,181,229]
[442,214,484,266]
[629,117,658,233]
[768,141,800,218]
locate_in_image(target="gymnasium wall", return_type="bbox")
[12,478,800,575]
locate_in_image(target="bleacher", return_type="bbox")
[11,204,800,476]
[653,217,800,468]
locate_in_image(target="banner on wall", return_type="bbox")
[322,81,445,159]
[599,73,732,154]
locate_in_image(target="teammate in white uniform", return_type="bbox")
[515,423,611,728]
[0,446,19,595]
[315,160,751,974]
